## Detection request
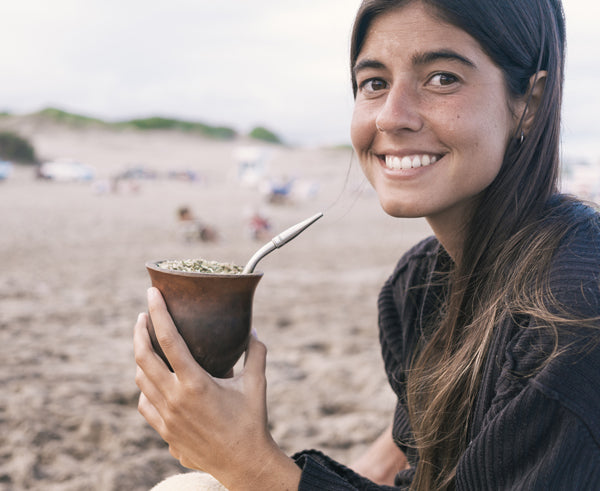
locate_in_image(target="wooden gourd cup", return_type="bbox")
[145,261,263,378]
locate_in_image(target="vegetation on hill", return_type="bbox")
[36,107,107,126]
[248,126,282,144]
[118,116,237,140]
[0,131,37,164]
[26,107,283,143]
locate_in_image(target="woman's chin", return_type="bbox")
[378,198,424,219]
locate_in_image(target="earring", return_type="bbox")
[520,131,525,144]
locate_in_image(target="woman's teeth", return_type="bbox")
[385,154,438,170]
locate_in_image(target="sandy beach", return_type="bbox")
[0,120,433,490]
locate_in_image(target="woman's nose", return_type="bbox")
[375,84,423,133]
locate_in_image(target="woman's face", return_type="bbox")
[351,3,523,243]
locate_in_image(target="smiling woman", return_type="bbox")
[133,1,600,490]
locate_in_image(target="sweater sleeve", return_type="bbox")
[293,450,404,490]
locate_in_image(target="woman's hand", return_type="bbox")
[350,424,409,485]
[134,287,301,490]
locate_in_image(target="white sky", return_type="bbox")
[0,0,598,158]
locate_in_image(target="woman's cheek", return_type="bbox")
[350,106,374,155]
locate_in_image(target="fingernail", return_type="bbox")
[251,328,258,339]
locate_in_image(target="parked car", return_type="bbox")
[38,159,95,182]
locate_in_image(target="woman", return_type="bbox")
[134,0,600,489]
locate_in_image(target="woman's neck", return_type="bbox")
[426,216,466,264]
[425,196,480,263]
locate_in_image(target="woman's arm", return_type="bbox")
[349,424,409,485]
[134,287,301,491]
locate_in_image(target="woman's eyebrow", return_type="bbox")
[353,58,386,77]
[412,49,476,68]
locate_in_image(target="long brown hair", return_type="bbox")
[351,0,568,488]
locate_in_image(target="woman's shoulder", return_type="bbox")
[547,196,600,310]
[549,194,600,248]
[556,194,599,229]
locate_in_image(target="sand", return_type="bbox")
[0,119,432,490]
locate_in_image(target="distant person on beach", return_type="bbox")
[134,0,600,489]
[248,210,271,241]
[177,205,218,243]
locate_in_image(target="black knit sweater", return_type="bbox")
[294,198,600,489]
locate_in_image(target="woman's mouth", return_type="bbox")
[382,154,441,170]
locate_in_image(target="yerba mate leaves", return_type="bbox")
[157,259,243,274]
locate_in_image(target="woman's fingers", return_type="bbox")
[243,331,267,378]
[146,287,202,378]
[137,390,166,435]
[133,311,172,387]
[135,364,164,410]
[238,333,268,414]
[134,308,198,415]
[133,312,162,370]
[134,321,172,430]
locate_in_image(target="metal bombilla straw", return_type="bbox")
[242,212,324,274]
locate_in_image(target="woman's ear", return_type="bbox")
[520,71,547,134]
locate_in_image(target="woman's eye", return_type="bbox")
[429,73,459,86]
[360,78,388,93]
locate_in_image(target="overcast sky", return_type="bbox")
[0,1,598,159]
